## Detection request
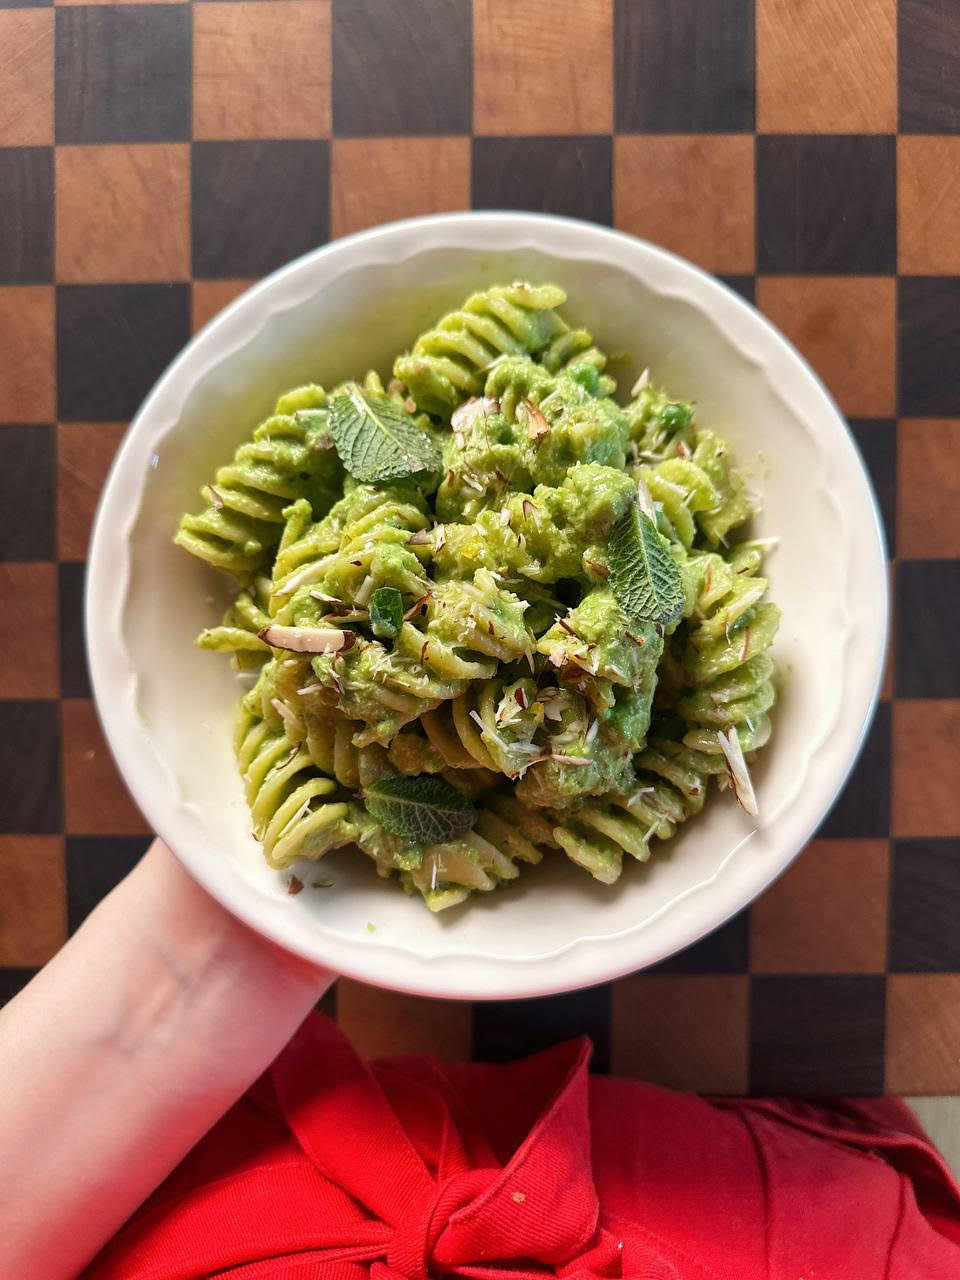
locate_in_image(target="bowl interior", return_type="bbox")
[89,215,887,998]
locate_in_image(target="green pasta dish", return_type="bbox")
[175,283,780,910]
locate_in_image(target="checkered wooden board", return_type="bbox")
[1,0,959,1096]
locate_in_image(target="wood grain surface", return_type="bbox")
[1,0,959,1095]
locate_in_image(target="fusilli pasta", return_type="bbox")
[176,283,780,909]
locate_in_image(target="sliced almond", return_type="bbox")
[451,396,499,432]
[717,727,759,818]
[403,592,431,620]
[522,398,550,440]
[258,625,355,654]
[636,476,656,522]
[631,368,651,396]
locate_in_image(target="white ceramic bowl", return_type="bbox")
[87,213,887,1000]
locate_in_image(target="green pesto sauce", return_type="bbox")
[182,283,778,906]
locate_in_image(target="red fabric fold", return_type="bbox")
[85,1012,960,1280]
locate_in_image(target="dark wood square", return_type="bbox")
[850,421,897,557]
[611,975,748,1093]
[0,424,54,561]
[473,985,612,1072]
[817,702,891,839]
[899,277,960,417]
[0,969,37,1009]
[614,0,755,132]
[332,0,471,136]
[651,909,750,974]
[895,561,960,698]
[891,839,960,972]
[0,147,53,284]
[337,981,472,1061]
[58,561,88,700]
[720,275,756,304]
[757,135,896,274]
[899,0,960,132]
[317,985,337,1019]
[56,283,190,422]
[66,835,151,933]
[750,975,886,1094]
[472,136,612,224]
[54,4,191,144]
[0,701,61,834]
[192,140,330,279]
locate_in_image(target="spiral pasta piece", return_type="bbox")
[401,790,551,911]
[483,355,557,420]
[234,671,357,870]
[635,458,722,549]
[340,780,548,911]
[394,283,567,415]
[196,575,273,671]
[551,789,653,885]
[175,386,342,580]
[547,734,721,883]
[672,547,778,792]
[271,486,431,613]
[681,552,780,687]
[540,328,616,396]
[421,673,543,778]
[302,709,389,789]
[394,570,531,680]
[625,380,696,461]
[690,431,754,546]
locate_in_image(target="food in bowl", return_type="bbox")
[174,282,780,910]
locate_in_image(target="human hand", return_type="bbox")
[0,838,334,1280]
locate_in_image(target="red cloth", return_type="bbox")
[86,1013,960,1279]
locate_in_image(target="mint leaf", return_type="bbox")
[370,586,403,639]
[326,384,442,483]
[364,774,476,845]
[608,502,685,628]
